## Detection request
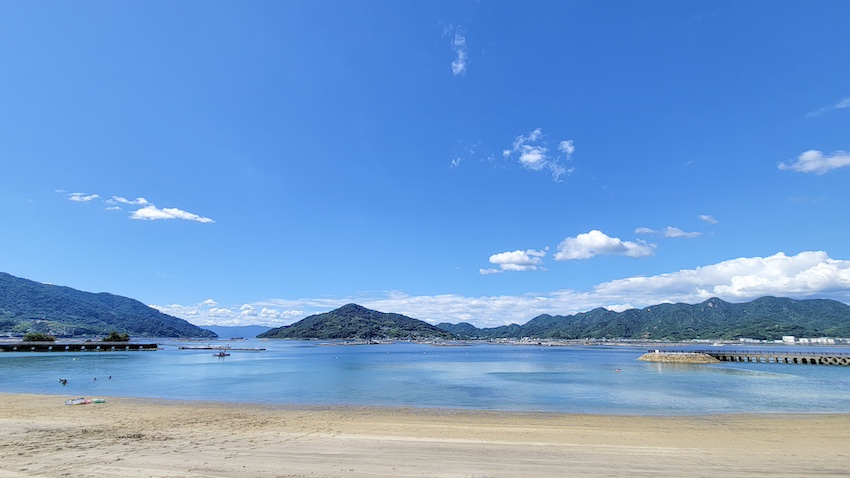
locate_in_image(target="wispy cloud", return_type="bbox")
[778,149,850,175]
[450,31,468,76]
[448,140,481,169]
[806,97,850,117]
[636,226,702,238]
[554,230,655,260]
[663,226,701,238]
[131,205,214,223]
[156,251,850,328]
[698,214,718,224]
[67,192,100,202]
[107,196,151,206]
[503,128,575,181]
[480,248,547,275]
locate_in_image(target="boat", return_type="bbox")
[213,351,230,357]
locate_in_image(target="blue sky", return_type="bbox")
[2,1,849,327]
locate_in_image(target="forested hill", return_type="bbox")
[258,303,456,340]
[436,297,850,341]
[0,272,216,338]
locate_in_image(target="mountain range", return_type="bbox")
[436,296,850,341]
[0,272,216,338]
[3,270,849,341]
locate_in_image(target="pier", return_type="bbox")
[669,349,850,366]
[0,342,158,352]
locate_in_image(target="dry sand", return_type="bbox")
[1,393,849,477]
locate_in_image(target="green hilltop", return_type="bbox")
[0,272,215,338]
[258,303,456,340]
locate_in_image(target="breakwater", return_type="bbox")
[0,342,158,352]
[638,352,720,364]
[640,349,850,366]
[693,349,850,366]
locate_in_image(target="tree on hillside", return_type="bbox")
[22,332,56,342]
[104,331,130,341]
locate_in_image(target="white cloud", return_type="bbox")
[591,251,850,306]
[151,300,303,327]
[131,205,214,223]
[480,249,547,274]
[554,230,655,260]
[157,251,850,328]
[635,227,657,235]
[451,32,468,76]
[699,214,718,224]
[519,145,547,170]
[502,128,574,181]
[450,157,462,168]
[208,307,236,318]
[558,140,575,157]
[68,192,100,202]
[59,191,213,224]
[778,149,850,175]
[502,128,542,158]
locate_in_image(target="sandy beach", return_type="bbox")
[1,393,849,477]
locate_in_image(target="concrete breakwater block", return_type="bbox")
[638,352,720,364]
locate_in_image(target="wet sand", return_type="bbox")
[1,393,849,477]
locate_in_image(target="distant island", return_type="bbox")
[0,272,216,338]
[202,325,271,340]
[436,297,850,341]
[258,303,456,340]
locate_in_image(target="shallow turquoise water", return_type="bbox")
[1,341,849,415]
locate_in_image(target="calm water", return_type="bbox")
[2,340,849,415]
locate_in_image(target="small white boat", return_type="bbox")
[64,397,89,405]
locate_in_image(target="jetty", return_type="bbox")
[0,342,158,352]
[642,349,850,366]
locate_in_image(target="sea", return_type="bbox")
[2,340,850,415]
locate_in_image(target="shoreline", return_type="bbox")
[2,393,850,477]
